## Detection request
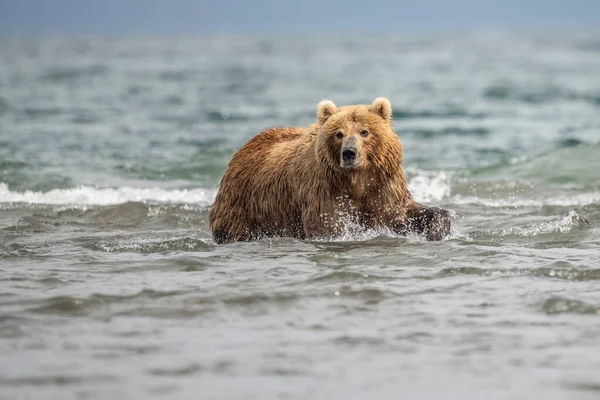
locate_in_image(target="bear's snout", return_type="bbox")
[341,145,362,168]
[342,148,356,162]
[341,136,363,168]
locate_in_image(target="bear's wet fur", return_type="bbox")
[209,98,451,243]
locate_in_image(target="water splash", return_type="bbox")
[407,170,451,203]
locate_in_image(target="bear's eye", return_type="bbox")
[360,130,369,137]
[335,131,344,139]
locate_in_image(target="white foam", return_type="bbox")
[0,183,217,206]
[548,192,600,207]
[407,171,451,203]
[453,192,600,208]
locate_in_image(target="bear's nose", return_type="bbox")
[342,148,357,163]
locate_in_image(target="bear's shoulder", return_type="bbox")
[241,125,318,151]
[259,125,317,140]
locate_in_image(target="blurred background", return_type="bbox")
[1,0,599,194]
[1,0,600,35]
[1,2,600,399]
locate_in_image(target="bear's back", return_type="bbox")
[209,126,317,243]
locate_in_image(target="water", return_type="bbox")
[1,32,600,399]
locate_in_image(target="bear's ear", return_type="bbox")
[317,100,338,124]
[369,97,393,121]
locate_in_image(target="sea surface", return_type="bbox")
[1,32,600,399]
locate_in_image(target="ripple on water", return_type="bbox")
[146,363,204,377]
[0,315,29,338]
[0,243,38,259]
[437,266,600,281]
[307,270,392,284]
[40,64,108,83]
[79,202,153,225]
[185,292,299,308]
[540,296,600,315]
[404,127,490,138]
[0,96,8,114]
[0,374,118,387]
[92,344,165,359]
[564,381,600,394]
[27,289,190,316]
[393,107,487,120]
[483,81,600,107]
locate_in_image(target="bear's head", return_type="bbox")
[315,97,403,176]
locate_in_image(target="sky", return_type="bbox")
[0,0,599,36]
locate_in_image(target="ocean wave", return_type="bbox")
[497,210,589,237]
[0,183,217,206]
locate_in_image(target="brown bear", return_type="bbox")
[209,97,451,244]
